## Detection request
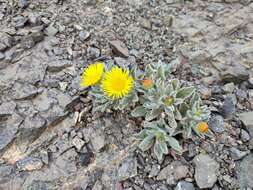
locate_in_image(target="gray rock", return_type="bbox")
[230,147,250,160]
[238,112,253,137]
[18,113,46,142]
[0,165,14,184]
[208,114,225,133]
[0,101,16,118]
[21,32,44,49]
[175,181,195,190]
[109,40,129,58]
[236,88,247,102]
[222,82,235,93]
[17,157,43,171]
[0,113,23,153]
[240,129,250,142]
[0,42,7,52]
[72,136,85,151]
[117,155,137,181]
[20,0,28,8]
[47,60,71,72]
[79,31,90,41]
[45,25,58,36]
[12,16,28,28]
[221,96,236,119]
[91,132,105,152]
[0,52,5,60]
[236,153,253,188]
[193,154,219,189]
[12,83,44,100]
[148,164,160,178]
[27,180,59,190]
[87,47,100,59]
[221,66,249,84]
[248,78,253,89]
[114,57,130,68]
[157,161,189,185]
[140,18,152,30]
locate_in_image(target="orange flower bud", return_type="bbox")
[142,78,153,89]
[197,122,209,133]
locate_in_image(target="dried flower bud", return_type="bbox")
[142,78,153,89]
[197,122,209,133]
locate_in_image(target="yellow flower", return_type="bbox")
[164,96,174,106]
[102,67,134,99]
[197,122,209,133]
[80,62,104,87]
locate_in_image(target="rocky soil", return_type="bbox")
[0,0,253,189]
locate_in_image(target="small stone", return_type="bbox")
[140,18,152,29]
[222,82,235,93]
[79,31,90,41]
[0,101,16,118]
[148,164,160,178]
[236,88,247,102]
[175,181,195,190]
[87,47,100,59]
[90,132,105,152]
[221,66,249,84]
[157,161,189,185]
[248,78,253,89]
[163,15,173,27]
[238,112,253,137]
[17,157,43,171]
[0,52,5,60]
[45,25,58,36]
[193,154,219,189]
[12,16,28,28]
[236,153,253,188]
[208,114,225,133]
[230,147,249,161]
[72,136,85,151]
[117,155,137,181]
[221,96,236,119]
[241,129,250,142]
[78,152,94,166]
[20,0,28,8]
[109,40,129,58]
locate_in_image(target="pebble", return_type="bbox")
[193,154,219,189]
[45,25,58,36]
[240,129,250,142]
[230,147,249,161]
[208,114,225,133]
[175,181,195,190]
[17,157,44,171]
[79,31,90,41]
[222,82,235,93]
[109,40,129,58]
[0,52,5,60]
[72,136,85,151]
[20,0,28,8]
[221,96,236,119]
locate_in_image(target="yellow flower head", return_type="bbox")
[197,122,209,133]
[80,62,104,87]
[102,67,134,99]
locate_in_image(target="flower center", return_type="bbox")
[164,97,174,106]
[111,77,126,91]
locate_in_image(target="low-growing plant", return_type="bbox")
[80,60,211,161]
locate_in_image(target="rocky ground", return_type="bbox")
[0,0,253,189]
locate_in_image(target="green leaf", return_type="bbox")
[143,102,160,109]
[179,103,189,117]
[131,106,147,117]
[145,109,162,121]
[176,86,195,99]
[174,108,182,120]
[139,135,154,151]
[157,64,165,80]
[167,137,182,153]
[154,140,164,161]
[171,79,180,90]
[159,141,169,154]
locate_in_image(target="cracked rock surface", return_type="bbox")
[0,0,253,189]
